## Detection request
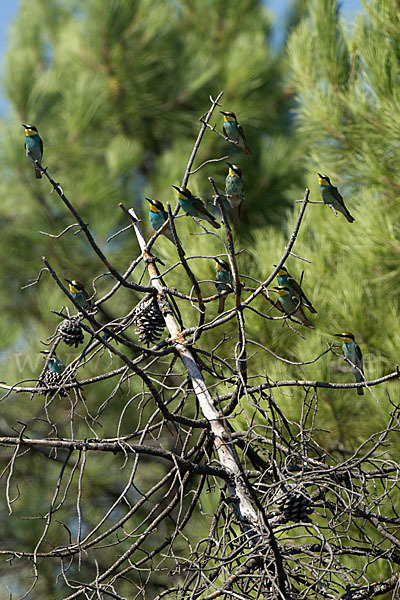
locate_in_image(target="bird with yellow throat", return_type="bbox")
[23,124,43,179]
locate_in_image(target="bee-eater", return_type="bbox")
[275,265,317,313]
[318,174,354,223]
[172,185,220,229]
[225,163,244,228]
[146,198,174,242]
[214,258,233,313]
[274,285,313,328]
[23,124,43,179]
[220,111,252,155]
[212,194,232,223]
[40,350,65,374]
[65,279,91,310]
[334,332,364,395]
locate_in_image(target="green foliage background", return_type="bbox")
[0,0,399,596]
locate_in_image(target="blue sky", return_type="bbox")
[0,3,19,114]
[269,0,362,19]
[0,0,362,115]
[0,3,18,59]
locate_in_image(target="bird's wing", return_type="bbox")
[223,269,233,286]
[355,344,364,373]
[192,196,211,216]
[287,288,299,304]
[288,275,316,311]
[238,124,252,154]
[237,123,249,145]
[287,276,302,297]
[39,137,44,156]
[331,185,345,206]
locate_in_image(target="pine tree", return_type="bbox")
[0,0,306,596]
[247,0,400,592]
[1,0,400,598]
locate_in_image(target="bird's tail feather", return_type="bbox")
[207,215,221,229]
[343,207,355,223]
[242,142,252,155]
[345,212,355,223]
[302,295,317,313]
[305,304,317,313]
[355,371,364,395]
[297,309,314,328]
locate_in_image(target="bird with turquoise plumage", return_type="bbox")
[273,285,314,328]
[220,111,252,155]
[146,198,174,242]
[225,163,244,228]
[65,279,92,310]
[40,350,70,396]
[275,265,316,313]
[318,173,354,223]
[212,193,232,223]
[40,350,65,374]
[23,124,43,179]
[172,185,220,229]
[214,258,233,313]
[333,332,364,395]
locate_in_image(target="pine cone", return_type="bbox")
[40,371,68,397]
[276,487,313,523]
[132,295,165,346]
[58,318,84,347]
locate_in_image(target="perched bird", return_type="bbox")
[23,124,43,179]
[225,163,244,228]
[214,258,233,313]
[275,265,316,313]
[211,194,232,223]
[146,198,174,242]
[318,173,354,223]
[65,279,92,310]
[40,350,69,397]
[40,350,65,374]
[172,185,220,229]
[274,285,313,328]
[333,332,364,395]
[220,111,252,155]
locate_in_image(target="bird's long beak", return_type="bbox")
[40,350,50,355]
[226,162,233,169]
[220,111,228,116]
[22,124,28,128]
[318,173,324,178]
[333,334,344,338]
[171,185,180,191]
[64,278,73,285]
[145,198,153,204]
